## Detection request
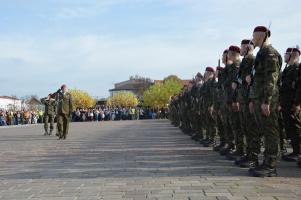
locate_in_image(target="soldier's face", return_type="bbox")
[62,86,68,93]
[252,32,265,47]
[284,53,290,63]
[240,44,248,56]
[222,53,227,64]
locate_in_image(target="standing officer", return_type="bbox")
[249,26,282,177]
[232,39,256,167]
[280,47,301,163]
[56,84,74,140]
[40,94,56,136]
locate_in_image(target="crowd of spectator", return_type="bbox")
[0,109,44,126]
[0,107,168,126]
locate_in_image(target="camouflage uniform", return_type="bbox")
[40,97,56,135]
[250,44,282,176]
[280,63,301,161]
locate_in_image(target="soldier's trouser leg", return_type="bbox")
[57,114,64,138]
[238,104,248,155]
[232,109,243,154]
[246,105,261,161]
[43,115,49,132]
[209,112,217,141]
[278,111,286,151]
[62,114,70,138]
[224,104,235,147]
[283,108,300,154]
[49,115,54,132]
[217,110,225,144]
[254,101,279,168]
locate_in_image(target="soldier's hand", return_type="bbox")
[292,104,300,114]
[249,102,254,113]
[208,106,214,115]
[278,105,282,112]
[246,75,252,85]
[261,103,270,117]
[232,82,238,90]
[232,102,240,112]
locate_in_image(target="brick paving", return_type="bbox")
[0,120,300,200]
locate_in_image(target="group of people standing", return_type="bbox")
[169,25,301,177]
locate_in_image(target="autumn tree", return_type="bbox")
[69,88,96,108]
[106,92,139,108]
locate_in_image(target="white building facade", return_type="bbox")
[0,96,22,110]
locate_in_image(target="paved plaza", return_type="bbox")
[0,120,300,200]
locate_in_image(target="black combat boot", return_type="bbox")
[226,149,239,160]
[240,158,259,169]
[203,139,214,147]
[220,144,233,156]
[213,142,226,152]
[234,155,247,166]
[251,163,277,177]
[282,152,300,162]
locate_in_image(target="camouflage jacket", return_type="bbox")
[40,98,56,115]
[279,63,299,106]
[235,55,255,104]
[223,60,241,104]
[252,45,282,104]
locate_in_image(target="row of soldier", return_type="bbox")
[169,25,301,177]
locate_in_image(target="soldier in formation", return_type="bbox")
[168,25,301,177]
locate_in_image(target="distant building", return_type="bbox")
[25,97,44,111]
[109,76,191,98]
[0,96,22,110]
[109,76,154,97]
[154,80,191,87]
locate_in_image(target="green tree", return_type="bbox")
[143,76,183,108]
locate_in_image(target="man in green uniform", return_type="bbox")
[280,47,301,163]
[232,39,256,167]
[220,46,241,160]
[56,84,74,140]
[296,63,301,168]
[202,67,217,147]
[213,66,226,151]
[40,94,56,136]
[249,26,282,177]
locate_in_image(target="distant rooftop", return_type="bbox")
[0,96,20,100]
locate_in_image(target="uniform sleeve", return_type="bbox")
[262,53,280,104]
[69,94,74,114]
[294,67,301,105]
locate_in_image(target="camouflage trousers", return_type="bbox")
[44,114,54,132]
[239,103,259,159]
[282,106,301,154]
[231,108,243,155]
[205,108,217,141]
[215,104,225,144]
[223,104,235,147]
[253,100,280,167]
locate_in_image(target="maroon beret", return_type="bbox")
[205,67,215,72]
[229,45,241,54]
[253,26,271,37]
[223,49,229,54]
[61,84,67,89]
[241,39,254,45]
[216,66,224,71]
[286,48,301,55]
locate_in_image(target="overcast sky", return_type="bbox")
[1,0,301,98]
